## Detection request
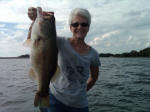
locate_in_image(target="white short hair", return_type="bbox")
[69,8,91,26]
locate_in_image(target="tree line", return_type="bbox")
[99,47,150,57]
[18,47,150,58]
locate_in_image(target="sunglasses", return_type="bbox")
[71,22,89,27]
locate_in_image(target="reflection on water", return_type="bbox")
[0,58,150,112]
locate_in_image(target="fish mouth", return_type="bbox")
[36,7,54,20]
[43,15,54,20]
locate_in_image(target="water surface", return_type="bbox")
[0,58,150,112]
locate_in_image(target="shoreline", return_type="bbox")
[0,57,29,59]
[0,57,149,59]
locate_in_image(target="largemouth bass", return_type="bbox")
[25,7,58,107]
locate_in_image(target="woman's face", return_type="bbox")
[70,15,89,40]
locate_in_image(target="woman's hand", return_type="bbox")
[43,11,54,16]
[28,7,54,21]
[28,7,37,21]
[87,66,99,91]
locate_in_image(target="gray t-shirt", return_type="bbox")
[50,37,100,108]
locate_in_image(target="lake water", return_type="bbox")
[0,58,150,112]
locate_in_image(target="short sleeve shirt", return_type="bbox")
[50,37,101,108]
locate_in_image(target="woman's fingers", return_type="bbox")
[27,7,54,20]
[42,11,54,16]
[28,7,37,21]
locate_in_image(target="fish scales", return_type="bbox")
[26,7,58,107]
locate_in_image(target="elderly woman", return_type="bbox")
[28,7,100,112]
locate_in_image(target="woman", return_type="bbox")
[28,7,100,112]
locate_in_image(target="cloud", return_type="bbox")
[0,39,29,57]
[0,0,150,56]
[15,23,30,30]
[0,34,29,57]
[89,31,119,46]
[0,24,5,28]
[0,23,28,57]
[144,41,150,48]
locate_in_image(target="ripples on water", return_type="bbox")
[0,58,150,112]
[88,58,150,112]
[0,59,39,112]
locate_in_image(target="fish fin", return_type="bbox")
[23,39,32,47]
[29,68,37,80]
[51,66,60,82]
[34,93,50,107]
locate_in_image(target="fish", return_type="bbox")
[24,7,59,107]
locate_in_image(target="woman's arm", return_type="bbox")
[87,66,99,91]
[26,7,37,40]
[27,21,34,39]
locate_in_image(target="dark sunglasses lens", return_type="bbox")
[81,23,89,27]
[71,22,89,27]
[71,23,79,27]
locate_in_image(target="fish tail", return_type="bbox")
[34,92,50,107]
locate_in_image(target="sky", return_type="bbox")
[0,0,150,57]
